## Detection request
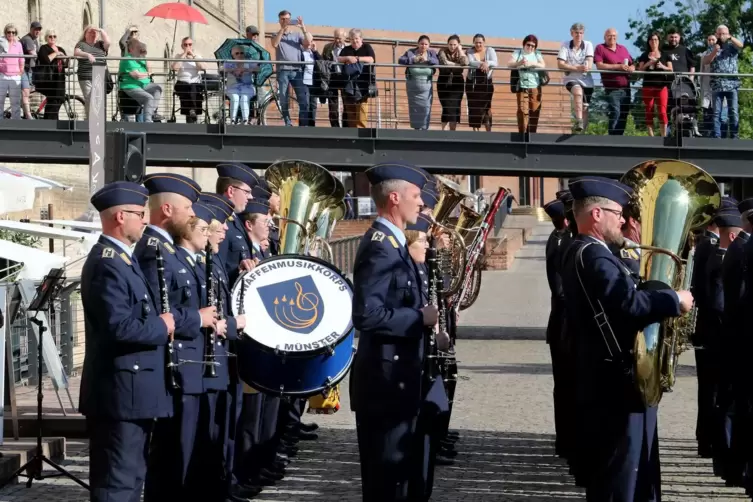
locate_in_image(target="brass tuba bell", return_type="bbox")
[619,159,721,406]
[430,176,473,296]
[265,159,341,257]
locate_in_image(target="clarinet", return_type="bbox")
[424,238,441,381]
[204,244,218,378]
[156,244,180,390]
[237,272,246,337]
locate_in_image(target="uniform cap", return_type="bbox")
[421,183,439,210]
[738,198,753,215]
[216,163,260,189]
[193,203,216,225]
[568,176,633,207]
[240,199,271,216]
[713,207,742,228]
[142,173,201,203]
[199,193,233,222]
[252,179,274,199]
[721,196,739,210]
[365,162,432,189]
[543,199,566,219]
[406,213,432,233]
[90,181,148,212]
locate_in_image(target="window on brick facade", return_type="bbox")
[82,2,92,30]
[28,0,40,27]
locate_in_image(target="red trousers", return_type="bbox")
[642,86,668,126]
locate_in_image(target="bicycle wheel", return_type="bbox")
[58,95,87,120]
[259,95,299,126]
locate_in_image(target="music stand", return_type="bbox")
[0,269,89,490]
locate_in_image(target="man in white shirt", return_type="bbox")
[557,23,595,133]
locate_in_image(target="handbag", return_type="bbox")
[104,68,115,95]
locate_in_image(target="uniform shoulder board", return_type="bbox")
[198,255,205,264]
[227,215,234,222]
[710,237,718,245]
[101,247,115,259]
[387,236,399,248]
[186,255,195,267]
[163,242,176,254]
[147,237,159,247]
[371,231,385,242]
[119,252,132,266]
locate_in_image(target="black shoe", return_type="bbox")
[440,440,456,450]
[298,430,318,441]
[232,483,262,499]
[259,467,284,481]
[446,431,460,438]
[435,456,454,466]
[300,422,319,432]
[275,453,291,465]
[439,448,458,458]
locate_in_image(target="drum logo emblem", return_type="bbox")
[257,275,324,334]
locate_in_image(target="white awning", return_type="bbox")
[26,219,103,232]
[0,220,100,253]
[0,166,72,215]
[0,240,69,282]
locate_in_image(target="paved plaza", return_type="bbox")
[0,224,750,501]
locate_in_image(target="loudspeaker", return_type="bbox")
[105,131,146,184]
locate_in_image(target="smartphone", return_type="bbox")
[289,19,299,25]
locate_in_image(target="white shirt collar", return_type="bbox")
[148,224,174,244]
[102,235,134,257]
[376,217,406,246]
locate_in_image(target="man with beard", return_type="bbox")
[80,181,175,502]
[561,176,693,501]
[350,162,438,502]
[133,173,219,501]
[664,28,696,75]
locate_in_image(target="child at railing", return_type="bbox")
[224,46,259,124]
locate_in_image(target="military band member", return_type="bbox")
[215,163,260,284]
[80,182,175,502]
[703,206,742,482]
[350,162,438,502]
[134,174,218,500]
[612,202,642,277]
[560,176,693,501]
[234,200,289,491]
[693,196,737,458]
[405,213,449,501]
[543,196,570,460]
[723,199,753,486]
[200,193,264,501]
[252,178,283,256]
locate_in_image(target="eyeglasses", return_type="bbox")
[183,42,192,46]
[122,209,145,219]
[197,227,209,234]
[5,31,16,35]
[599,207,623,218]
[48,35,57,39]
[232,185,252,196]
[525,43,536,48]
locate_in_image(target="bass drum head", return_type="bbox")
[230,255,355,396]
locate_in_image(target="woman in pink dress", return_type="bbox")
[0,23,25,119]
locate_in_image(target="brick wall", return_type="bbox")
[331,218,374,240]
[483,224,535,270]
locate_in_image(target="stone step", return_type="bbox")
[0,437,66,485]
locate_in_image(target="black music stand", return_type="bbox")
[0,269,90,491]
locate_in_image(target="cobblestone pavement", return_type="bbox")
[0,224,749,501]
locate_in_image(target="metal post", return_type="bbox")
[539,177,545,207]
[47,204,54,254]
[188,0,195,40]
[99,0,105,29]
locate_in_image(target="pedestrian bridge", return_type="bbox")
[2,57,753,178]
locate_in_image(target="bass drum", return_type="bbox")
[230,255,356,397]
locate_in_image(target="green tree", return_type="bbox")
[626,1,702,52]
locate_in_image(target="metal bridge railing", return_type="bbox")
[0,54,748,138]
[329,235,360,280]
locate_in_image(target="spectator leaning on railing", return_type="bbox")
[271,10,309,126]
[118,39,163,123]
[337,28,376,128]
[74,25,111,118]
[703,24,743,139]
[0,23,24,120]
[399,35,439,131]
[300,33,321,127]
[594,28,634,136]
[35,29,69,120]
[322,29,347,127]
[637,32,673,137]
[19,21,42,120]
[437,35,468,131]
[466,34,497,132]
[557,23,594,133]
[509,34,545,135]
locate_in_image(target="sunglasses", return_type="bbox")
[183,42,192,46]
[48,35,57,39]
[525,43,536,48]
[5,31,17,35]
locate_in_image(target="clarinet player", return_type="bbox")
[350,162,438,502]
[133,174,218,500]
[560,176,693,501]
[79,182,175,502]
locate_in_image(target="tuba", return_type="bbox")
[265,159,342,259]
[619,159,721,406]
[430,176,472,296]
